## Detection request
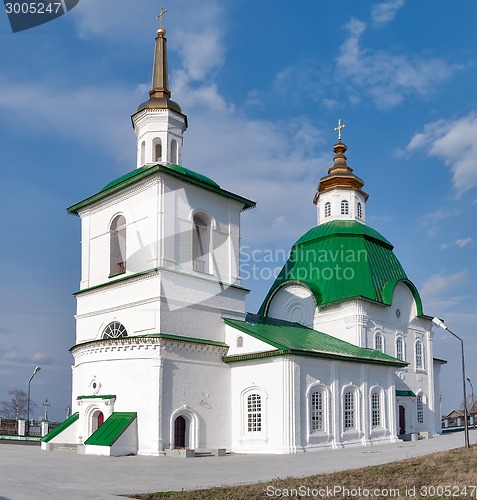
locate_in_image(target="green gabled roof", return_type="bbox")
[67,163,255,215]
[84,412,137,447]
[224,315,407,367]
[41,412,79,443]
[259,220,423,316]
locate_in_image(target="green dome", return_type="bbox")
[259,220,423,315]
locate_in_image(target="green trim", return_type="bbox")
[224,315,407,367]
[67,163,255,215]
[41,412,79,443]
[84,412,137,447]
[396,390,416,397]
[74,266,250,296]
[76,395,116,400]
[70,334,227,353]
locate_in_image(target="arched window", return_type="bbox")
[311,389,324,431]
[247,393,262,432]
[396,337,404,361]
[193,212,210,274]
[341,200,349,215]
[417,394,424,423]
[375,332,383,352]
[140,141,146,166]
[324,202,331,218]
[170,139,178,164]
[371,390,381,428]
[110,215,126,277]
[357,202,362,219]
[236,336,243,347]
[415,341,423,369]
[343,389,355,429]
[154,139,162,162]
[102,321,128,339]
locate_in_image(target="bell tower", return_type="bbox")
[131,11,188,168]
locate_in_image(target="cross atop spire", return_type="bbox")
[334,118,345,142]
[156,7,167,30]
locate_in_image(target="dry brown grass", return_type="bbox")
[130,444,477,499]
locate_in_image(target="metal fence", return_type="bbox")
[0,418,18,435]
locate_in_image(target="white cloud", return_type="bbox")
[420,270,468,299]
[371,0,406,26]
[455,238,473,248]
[418,209,461,239]
[336,18,458,109]
[404,113,477,196]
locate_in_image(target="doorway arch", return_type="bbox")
[169,406,199,449]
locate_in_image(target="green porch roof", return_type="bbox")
[84,412,137,447]
[259,220,423,315]
[224,315,407,367]
[41,412,79,443]
[396,390,416,397]
[67,163,255,215]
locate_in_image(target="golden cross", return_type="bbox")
[334,118,345,141]
[157,7,168,29]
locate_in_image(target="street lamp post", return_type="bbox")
[467,377,475,425]
[26,366,41,435]
[432,317,470,448]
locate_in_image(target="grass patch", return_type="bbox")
[130,445,477,499]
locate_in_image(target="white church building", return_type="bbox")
[42,23,444,456]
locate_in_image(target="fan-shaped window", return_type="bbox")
[341,200,349,215]
[102,321,128,339]
[415,341,423,369]
[193,212,210,274]
[357,202,362,219]
[110,215,126,277]
[375,332,383,352]
[396,337,404,361]
[324,202,331,218]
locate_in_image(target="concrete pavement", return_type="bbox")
[0,431,475,500]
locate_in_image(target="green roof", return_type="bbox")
[396,390,416,397]
[224,315,407,367]
[67,163,255,215]
[84,412,137,447]
[259,220,423,315]
[41,412,79,443]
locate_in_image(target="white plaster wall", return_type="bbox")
[224,324,274,356]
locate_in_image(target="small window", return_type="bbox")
[140,141,146,166]
[170,139,178,164]
[396,337,404,361]
[324,202,331,218]
[311,390,324,431]
[357,202,362,219]
[371,391,381,427]
[341,200,349,215]
[102,321,128,339]
[415,341,423,369]
[153,138,162,162]
[247,393,262,432]
[193,212,210,274]
[344,390,355,429]
[236,336,243,347]
[110,215,126,277]
[417,394,424,423]
[375,333,383,352]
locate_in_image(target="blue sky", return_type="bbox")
[0,0,476,421]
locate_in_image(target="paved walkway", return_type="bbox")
[0,431,475,500]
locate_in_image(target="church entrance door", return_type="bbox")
[174,415,186,448]
[97,412,104,428]
[399,405,406,435]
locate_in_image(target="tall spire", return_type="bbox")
[150,9,171,100]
